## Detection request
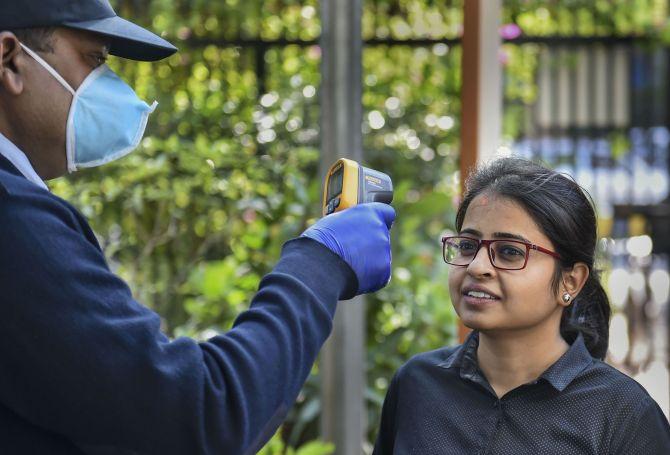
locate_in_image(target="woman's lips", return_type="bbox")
[462,289,501,306]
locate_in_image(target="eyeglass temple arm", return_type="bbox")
[529,244,561,259]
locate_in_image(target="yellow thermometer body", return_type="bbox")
[322,158,393,216]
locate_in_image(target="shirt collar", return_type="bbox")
[539,334,593,391]
[0,133,49,190]
[438,331,594,392]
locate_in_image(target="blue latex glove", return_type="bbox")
[301,202,395,296]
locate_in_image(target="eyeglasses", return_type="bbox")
[441,236,561,270]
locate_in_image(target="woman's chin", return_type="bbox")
[459,314,501,332]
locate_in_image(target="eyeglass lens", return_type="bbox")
[444,237,528,269]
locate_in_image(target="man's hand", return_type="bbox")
[301,203,395,296]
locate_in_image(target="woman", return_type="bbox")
[374,158,670,454]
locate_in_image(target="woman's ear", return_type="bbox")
[559,262,589,307]
[0,32,25,96]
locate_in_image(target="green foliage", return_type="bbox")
[360,40,461,435]
[503,0,668,37]
[47,0,670,451]
[362,0,463,40]
[258,431,334,455]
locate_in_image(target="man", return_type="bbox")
[0,1,395,454]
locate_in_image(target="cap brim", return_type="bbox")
[62,16,177,62]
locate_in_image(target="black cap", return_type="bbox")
[0,0,177,61]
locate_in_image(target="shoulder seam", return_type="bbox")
[608,395,653,450]
[594,360,653,397]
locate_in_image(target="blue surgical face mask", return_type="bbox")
[20,43,157,173]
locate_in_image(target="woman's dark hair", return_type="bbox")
[455,157,611,359]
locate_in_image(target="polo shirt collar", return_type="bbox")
[539,334,593,391]
[438,331,487,389]
[438,331,594,392]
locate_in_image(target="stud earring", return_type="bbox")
[562,292,571,303]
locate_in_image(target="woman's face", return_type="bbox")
[448,192,565,334]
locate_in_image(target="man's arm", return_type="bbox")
[0,189,358,454]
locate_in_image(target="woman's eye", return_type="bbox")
[499,245,524,256]
[458,241,477,255]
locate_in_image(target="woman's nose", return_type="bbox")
[466,244,494,277]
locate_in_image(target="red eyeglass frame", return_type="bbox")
[441,236,561,270]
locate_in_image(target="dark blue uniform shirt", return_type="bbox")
[0,154,357,454]
[374,331,670,454]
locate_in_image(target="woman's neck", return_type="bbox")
[476,325,569,398]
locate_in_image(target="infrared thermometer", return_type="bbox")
[322,158,393,216]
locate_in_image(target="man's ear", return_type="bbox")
[0,32,25,95]
[559,262,589,307]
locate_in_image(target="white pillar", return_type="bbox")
[319,1,365,454]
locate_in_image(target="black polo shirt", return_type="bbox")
[373,332,670,454]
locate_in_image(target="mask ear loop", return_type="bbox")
[19,43,76,96]
[20,43,81,172]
